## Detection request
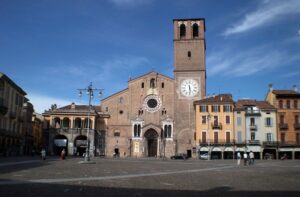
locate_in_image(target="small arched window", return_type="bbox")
[192,23,199,38]
[188,51,191,58]
[141,82,144,88]
[180,24,186,38]
[150,78,156,88]
[161,82,164,88]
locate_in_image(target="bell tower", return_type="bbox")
[173,18,206,157]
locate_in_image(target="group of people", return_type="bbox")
[236,151,255,166]
[40,148,66,160]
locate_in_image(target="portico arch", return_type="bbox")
[144,129,158,157]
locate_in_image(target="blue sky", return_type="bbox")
[1,0,300,113]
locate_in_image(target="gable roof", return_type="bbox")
[235,100,276,110]
[194,94,234,105]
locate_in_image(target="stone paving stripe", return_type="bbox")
[0,165,234,185]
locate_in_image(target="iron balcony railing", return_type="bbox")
[262,141,279,147]
[294,123,300,130]
[245,110,261,116]
[279,123,288,130]
[248,140,261,145]
[211,123,222,130]
[199,139,235,146]
[249,124,257,130]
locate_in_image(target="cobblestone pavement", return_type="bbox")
[0,157,299,197]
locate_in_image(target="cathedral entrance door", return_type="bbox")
[144,129,158,157]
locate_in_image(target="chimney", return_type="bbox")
[268,84,273,91]
[71,102,76,109]
[293,84,298,92]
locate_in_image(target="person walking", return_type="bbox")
[41,149,46,160]
[237,152,241,166]
[61,149,66,160]
[243,152,248,166]
[249,151,254,165]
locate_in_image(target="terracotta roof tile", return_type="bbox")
[272,90,298,95]
[194,94,234,104]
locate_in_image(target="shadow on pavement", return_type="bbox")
[0,183,299,197]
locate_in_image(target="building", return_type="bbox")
[32,112,44,153]
[0,72,33,156]
[42,103,109,156]
[194,94,235,159]
[234,100,277,159]
[101,18,206,158]
[266,85,300,159]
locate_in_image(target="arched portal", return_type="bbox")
[144,129,158,157]
[74,135,87,156]
[54,135,68,156]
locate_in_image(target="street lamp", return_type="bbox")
[78,82,103,162]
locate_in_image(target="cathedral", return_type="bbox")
[101,18,206,158]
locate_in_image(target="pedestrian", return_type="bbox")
[61,149,66,160]
[243,152,248,166]
[237,152,241,166]
[41,149,46,160]
[249,151,254,165]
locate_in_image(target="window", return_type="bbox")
[280,115,285,124]
[237,131,242,143]
[237,117,241,126]
[296,133,300,144]
[212,105,220,112]
[105,107,108,112]
[192,23,199,37]
[266,133,272,142]
[187,51,191,57]
[223,105,232,112]
[200,105,207,112]
[114,132,120,137]
[281,133,285,143]
[133,124,141,137]
[266,117,272,127]
[141,82,144,88]
[119,97,124,104]
[214,132,218,143]
[279,100,283,108]
[201,116,206,124]
[287,100,290,109]
[226,132,230,143]
[295,115,299,124]
[150,78,155,88]
[202,132,206,143]
[225,115,230,124]
[250,118,255,126]
[164,125,172,138]
[251,132,255,140]
[213,116,218,125]
[180,24,186,38]
[294,100,298,109]
[161,82,164,88]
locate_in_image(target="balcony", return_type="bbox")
[279,123,288,130]
[249,124,257,131]
[248,140,261,145]
[245,110,261,116]
[0,98,8,115]
[199,139,235,146]
[211,122,222,130]
[279,141,296,147]
[263,141,279,147]
[294,123,300,130]
[9,111,17,119]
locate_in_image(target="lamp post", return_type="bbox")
[78,82,103,162]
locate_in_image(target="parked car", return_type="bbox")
[199,153,209,160]
[170,154,187,160]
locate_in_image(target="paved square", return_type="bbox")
[0,157,300,196]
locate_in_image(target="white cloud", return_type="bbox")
[224,0,300,36]
[207,45,300,77]
[108,0,152,8]
[27,93,72,114]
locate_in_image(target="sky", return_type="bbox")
[1,0,300,113]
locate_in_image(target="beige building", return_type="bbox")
[0,72,33,156]
[101,18,206,158]
[235,100,277,159]
[42,103,109,156]
[194,94,235,159]
[266,85,300,159]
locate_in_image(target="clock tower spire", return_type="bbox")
[173,18,206,157]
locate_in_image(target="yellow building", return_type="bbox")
[194,94,235,159]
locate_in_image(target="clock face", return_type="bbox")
[180,79,199,97]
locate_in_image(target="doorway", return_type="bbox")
[144,129,158,157]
